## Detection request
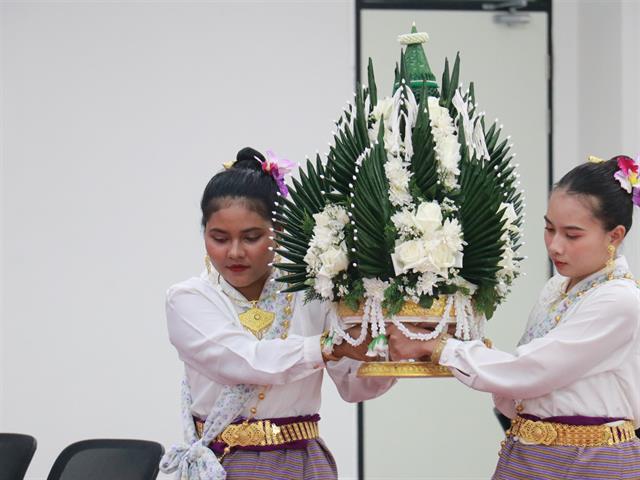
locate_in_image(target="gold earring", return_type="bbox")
[205,254,213,274]
[607,243,616,269]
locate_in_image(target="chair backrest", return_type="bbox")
[0,433,37,480]
[493,407,512,432]
[46,439,164,480]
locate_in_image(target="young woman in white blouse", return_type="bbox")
[160,147,394,480]
[387,156,640,479]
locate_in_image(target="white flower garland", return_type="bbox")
[331,278,390,356]
[452,88,490,161]
[427,96,461,190]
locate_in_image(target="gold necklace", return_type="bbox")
[238,292,294,340]
[553,272,635,325]
[238,301,276,339]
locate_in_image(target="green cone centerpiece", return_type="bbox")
[274,25,524,366]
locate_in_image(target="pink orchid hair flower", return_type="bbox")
[255,150,295,198]
[616,155,638,175]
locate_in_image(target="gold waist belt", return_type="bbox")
[195,418,320,448]
[509,416,637,447]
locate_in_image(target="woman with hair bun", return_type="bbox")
[388,156,640,479]
[160,147,394,480]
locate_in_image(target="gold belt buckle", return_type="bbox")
[220,421,265,447]
[518,419,558,445]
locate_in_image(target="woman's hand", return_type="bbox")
[325,326,372,363]
[387,324,438,361]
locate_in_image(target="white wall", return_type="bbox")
[553,0,640,271]
[620,0,640,270]
[3,1,640,479]
[0,1,359,479]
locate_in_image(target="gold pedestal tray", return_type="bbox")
[357,361,452,378]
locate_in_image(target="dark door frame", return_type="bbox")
[354,1,553,478]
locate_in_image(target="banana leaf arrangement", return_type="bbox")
[273,26,524,351]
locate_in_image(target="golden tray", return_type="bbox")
[337,297,456,320]
[356,361,452,378]
[337,298,458,378]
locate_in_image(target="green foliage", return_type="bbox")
[410,85,439,200]
[418,294,434,309]
[474,284,499,319]
[457,155,507,286]
[274,49,523,321]
[440,53,460,112]
[352,144,394,278]
[274,155,332,292]
[326,82,371,197]
[382,281,404,316]
[343,278,364,311]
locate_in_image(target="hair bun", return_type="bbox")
[233,147,265,172]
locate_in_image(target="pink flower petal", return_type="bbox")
[617,155,638,175]
[614,170,632,193]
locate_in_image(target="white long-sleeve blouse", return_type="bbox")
[439,256,640,426]
[166,271,395,420]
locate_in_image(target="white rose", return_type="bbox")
[428,240,457,272]
[414,201,443,236]
[318,245,349,277]
[391,239,429,275]
[314,274,334,299]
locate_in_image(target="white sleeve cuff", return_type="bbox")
[304,334,325,370]
[439,337,464,366]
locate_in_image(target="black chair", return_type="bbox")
[493,407,512,432]
[47,439,164,480]
[0,433,37,480]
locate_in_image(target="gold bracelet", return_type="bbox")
[319,330,328,346]
[430,333,451,365]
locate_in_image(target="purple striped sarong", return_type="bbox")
[221,438,337,479]
[493,437,640,479]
